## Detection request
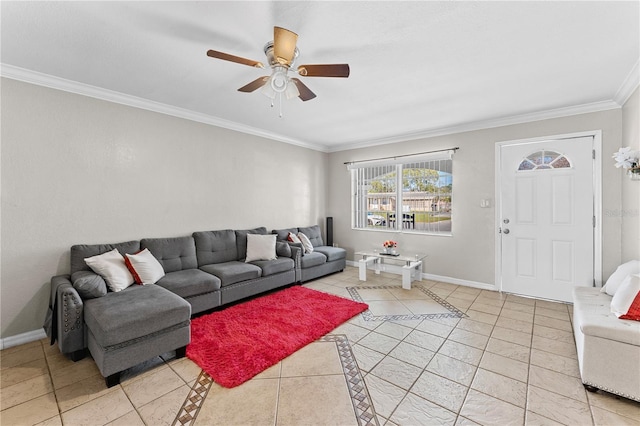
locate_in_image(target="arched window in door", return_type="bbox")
[517,150,571,171]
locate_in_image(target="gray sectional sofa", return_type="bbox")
[45,224,345,387]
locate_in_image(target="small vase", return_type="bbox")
[384,247,393,254]
[628,169,640,181]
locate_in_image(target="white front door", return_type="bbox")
[498,136,594,302]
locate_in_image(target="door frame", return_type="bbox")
[494,130,603,295]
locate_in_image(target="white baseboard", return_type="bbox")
[346,260,496,291]
[0,328,47,350]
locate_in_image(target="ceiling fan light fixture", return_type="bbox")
[285,78,300,100]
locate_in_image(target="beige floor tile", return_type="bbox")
[411,370,468,412]
[333,322,371,343]
[448,328,489,350]
[524,411,564,425]
[456,318,494,336]
[347,314,380,330]
[354,288,397,301]
[387,286,432,300]
[533,324,575,344]
[503,301,536,314]
[358,331,401,354]
[533,315,573,332]
[105,410,146,426]
[401,299,454,315]
[0,357,49,389]
[506,294,536,306]
[61,387,134,425]
[500,307,534,323]
[55,372,111,412]
[454,286,482,296]
[535,306,570,321]
[364,373,407,419]
[446,296,475,310]
[390,392,457,426]
[471,368,527,408]
[122,364,184,408]
[529,348,580,378]
[50,356,101,389]
[0,392,58,425]
[404,329,445,352]
[465,309,499,325]
[1,344,45,370]
[0,340,41,356]
[460,388,524,426]
[468,301,503,316]
[34,414,63,426]
[253,361,281,380]
[528,365,588,403]
[495,316,533,334]
[0,373,53,410]
[281,341,343,377]
[527,384,592,425]
[586,390,640,419]
[276,375,357,426]
[45,352,77,371]
[535,300,569,312]
[389,341,434,368]
[531,334,577,359]
[431,287,456,298]
[375,321,413,340]
[370,355,422,390]
[449,290,479,301]
[138,384,190,425]
[491,326,532,347]
[416,318,455,338]
[352,344,385,372]
[485,337,530,363]
[196,378,278,425]
[389,318,422,329]
[438,340,483,366]
[456,415,482,426]
[591,405,640,426]
[366,300,414,316]
[426,353,477,386]
[168,357,202,383]
[479,351,529,383]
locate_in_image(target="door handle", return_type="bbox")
[503,229,510,234]
[503,219,510,224]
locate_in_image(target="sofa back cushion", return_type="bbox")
[298,225,324,247]
[272,228,299,242]
[70,240,140,275]
[193,230,238,266]
[140,237,197,273]
[235,227,268,260]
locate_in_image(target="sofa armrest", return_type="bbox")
[52,275,86,355]
[288,245,303,282]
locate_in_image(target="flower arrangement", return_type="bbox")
[613,147,640,180]
[383,240,397,249]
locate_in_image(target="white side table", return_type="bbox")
[355,251,426,289]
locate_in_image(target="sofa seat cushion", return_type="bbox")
[251,258,295,277]
[300,252,327,268]
[573,287,640,346]
[84,284,190,348]
[313,246,346,262]
[156,269,221,299]
[200,261,261,287]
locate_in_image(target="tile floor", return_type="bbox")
[2,266,639,425]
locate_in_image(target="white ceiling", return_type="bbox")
[1,1,639,152]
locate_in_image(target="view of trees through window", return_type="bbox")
[352,158,453,234]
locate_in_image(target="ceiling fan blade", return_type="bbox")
[273,26,298,66]
[207,49,264,68]
[297,64,350,78]
[238,76,270,93]
[291,78,316,101]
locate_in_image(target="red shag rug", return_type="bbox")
[186,286,368,388]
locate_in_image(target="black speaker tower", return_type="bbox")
[326,217,334,247]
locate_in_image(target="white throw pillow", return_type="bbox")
[298,232,314,254]
[124,248,165,285]
[602,260,640,296]
[611,274,640,320]
[84,248,134,292]
[245,234,277,262]
[287,232,302,244]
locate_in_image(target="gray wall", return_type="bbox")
[0,78,328,338]
[328,108,631,288]
[621,86,640,262]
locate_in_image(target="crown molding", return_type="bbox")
[329,100,622,152]
[0,64,329,152]
[614,59,640,106]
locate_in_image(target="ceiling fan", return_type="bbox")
[207,26,350,115]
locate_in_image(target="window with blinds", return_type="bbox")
[350,151,453,235]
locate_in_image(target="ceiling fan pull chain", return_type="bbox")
[279,93,283,118]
